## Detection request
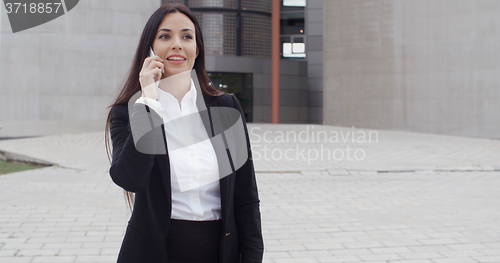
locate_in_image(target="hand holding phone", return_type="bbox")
[138,47,163,99]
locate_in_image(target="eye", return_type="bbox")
[159,34,169,39]
[184,34,193,39]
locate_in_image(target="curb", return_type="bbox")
[0,149,54,167]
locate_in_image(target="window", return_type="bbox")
[280,0,305,59]
[283,0,305,7]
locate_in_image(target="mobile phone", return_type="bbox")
[149,47,160,89]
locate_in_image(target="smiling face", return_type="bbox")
[152,12,199,79]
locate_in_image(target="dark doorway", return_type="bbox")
[208,72,253,122]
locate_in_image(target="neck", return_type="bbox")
[159,70,191,102]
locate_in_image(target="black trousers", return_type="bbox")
[166,219,222,263]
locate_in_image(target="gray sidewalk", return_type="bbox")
[1,124,500,262]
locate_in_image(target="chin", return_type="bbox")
[172,68,185,73]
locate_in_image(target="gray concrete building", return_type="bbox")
[163,0,311,124]
[0,1,162,136]
[305,0,323,124]
[0,0,315,138]
[2,0,498,139]
[323,0,500,139]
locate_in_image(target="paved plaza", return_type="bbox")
[1,124,500,262]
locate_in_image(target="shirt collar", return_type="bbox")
[157,78,197,106]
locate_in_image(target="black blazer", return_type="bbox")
[109,92,264,263]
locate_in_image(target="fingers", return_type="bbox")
[139,56,165,92]
[142,61,164,82]
[143,55,163,70]
[151,61,165,75]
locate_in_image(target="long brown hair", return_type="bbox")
[105,3,220,211]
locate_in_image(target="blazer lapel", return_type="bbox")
[203,93,231,227]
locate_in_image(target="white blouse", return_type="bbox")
[135,79,221,221]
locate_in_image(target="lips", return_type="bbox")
[166,54,186,60]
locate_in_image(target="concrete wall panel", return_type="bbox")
[323,0,500,138]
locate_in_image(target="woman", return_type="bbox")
[104,3,264,263]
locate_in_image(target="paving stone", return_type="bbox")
[59,248,101,256]
[263,251,291,259]
[74,255,117,262]
[1,127,500,261]
[417,238,461,245]
[31,256,76,262]
[342,241,385,249]
[369,246,413,254]
[42,242,83,249]
[0,257,33,262]
[16,249,59,256]
[387,260,433,263]
[265,244,307,252]
[431,258,479,263]
[279,238,319,245]
[0,249,17,256]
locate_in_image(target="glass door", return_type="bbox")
[207,72,253,122]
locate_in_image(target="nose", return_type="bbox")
[172,36,182,50]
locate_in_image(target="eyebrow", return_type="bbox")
[157,28,194,34]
